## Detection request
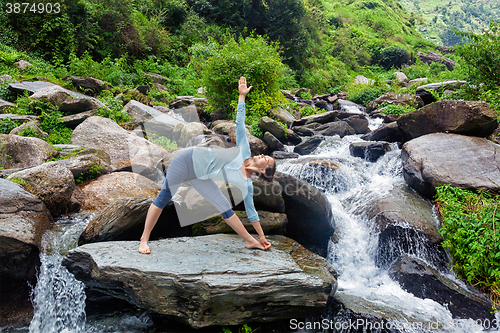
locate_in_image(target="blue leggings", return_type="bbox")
[152,148,234,219]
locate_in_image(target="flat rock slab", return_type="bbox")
[8,81,92,99]
[62,234,337,328]
[402,133,500,198]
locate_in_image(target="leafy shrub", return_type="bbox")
[298,91,312,100]
[202,35,285,121]
[348,85,390,106]
[300,106,315,117]
[148,134,178,152]
[39,108,73,144]
[18,126,44,139]
[0,118,20,134]
[380,103,415,115]
[376,45,410,70]
[455,20,500,89]
[96,91,132,123]
[435,184,500,307]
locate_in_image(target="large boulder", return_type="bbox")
[0,178,52,280]
[9,121,48,139]
[416,51,457,71]
[63,76,108,95]
[397,100,498,142]
[8,81,55,95]
[62,234,337,328]
[6,162,76,216]
[356,181,448,269]
[292,111,339,127]
[61,109,98,129]
[275,171,334,256]
[59,98,105,114]
[389,255,494,321]
[71,116,169,179]
[349,141,390,162]
[402,133,500,198]
[415,80,467,105]
[0,134,57,169]
[269,107,296,127]
[263,132,285,152]
[315,121,355,138]
[123,100,185,128]
[367,92,424,113]
[71,172,160,211]
[30,85,74,105]
[53,154,111,181]
[293,135,325,155]
[258,117,287,143]
[361,122,402,143]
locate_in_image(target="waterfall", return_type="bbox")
[278,134,498,332]
[28,214,92,333]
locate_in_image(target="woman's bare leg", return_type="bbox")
[224,214,269,250]
[139,204,163,254]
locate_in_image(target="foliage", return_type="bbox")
[18,126,44,139]
[298,91,313,100]
[8,178,35,194]
[375,45,410,70]
[76,162,103,184]
[46,147,86,162]
[300,106,315,117]
[39,108,73,145]
[202,35,285,119]
[455,20,500,89]
[0,117,20,134]
[348,84,391,106]
[435,184,500,306]
[147,133,178,152]
[249,118,263,139]
[379,103,416,115]
[96,91,132,123]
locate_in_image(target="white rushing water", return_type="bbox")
[277,134,500,333]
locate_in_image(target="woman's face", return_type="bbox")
[253,154,274,170]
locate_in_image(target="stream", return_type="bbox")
[2,108,499,333]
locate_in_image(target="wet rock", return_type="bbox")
[292,125,315,136]
[263,132,285,152]
[402,133,500,198]
[344,115,369,134]
[269,107,296,127]
[59,98,105,114]
[349,141,390,162]
[72,172,159,211]
[292,111,340,127]
[0,178,51,279]
[191,210,287,236]
[398,100,498,142]
[71,116,170,178]
[294,135,325,155]
[275,171,334,256]
[272,151,300,159]
[0,134,57,169]
[389,255,494,321]
[361,122,402,143]
[367,92,424,113]
[315,121,355,138]
[6,162,76,216]
[62,234,337,328]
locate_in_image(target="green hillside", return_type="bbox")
[398,0,500,46]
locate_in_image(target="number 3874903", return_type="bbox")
[5,3,61,14]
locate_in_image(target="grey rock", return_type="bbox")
[144,72,170,84]
[0,114,40,122]
[54,154,110,181]
[344,115,369,134]
[210,121,269,156]
[7,162,75,216]
[259,116,287,143]
[269,107,296,127]
[123,100,186,127]
[417,51,457,71]
[0,134,57,169]
[294,135,325,155]
[349,141,390,162]
[292,125,315,136]
[275,171,334,256]
[361,121,402,143]
[0,74,12,84]
[63,76,108,94]
[271,151,300,159]
[315,121,355,138]
[263,132,285,152]
[9,121,48,139]
[354,75,374,85]
[14,60,32,70]
[0,178,51,279]
[292,111,340,127]
[59,98,105,114]
[174,104,199,122]
[394,71,409,84]
[389,255,494,321]
[62,234,337,328]
[367,92,424,113]
[8,81,56,95]
[61,109,98,129]
[415,80,467,104]
[30,86,74,105]
[402,133,500,198]
[408,78,428,86]
[0,98,15,112]
[398,100,498,142]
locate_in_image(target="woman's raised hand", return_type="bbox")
[238,76,252,96]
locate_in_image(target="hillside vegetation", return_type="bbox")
[398,0,500,46]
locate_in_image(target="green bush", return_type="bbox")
[96,91,132,123]
[348,85,390,106]
[202,35,285,120]
[148,134,178,152]
[0,118,20,134]
[376,45,410,70]
[455,20,500,89]
[380,103,415,115]
[300,106,315,117]
[435,184,500,307]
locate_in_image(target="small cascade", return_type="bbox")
[28,214,93,333]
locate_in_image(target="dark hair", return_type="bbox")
[258,159,276,182]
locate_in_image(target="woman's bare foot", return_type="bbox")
[245,237,268,250]
[138,240,151,254]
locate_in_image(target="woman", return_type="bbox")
[139,76,276,254]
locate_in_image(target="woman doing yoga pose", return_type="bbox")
[138,77,276,254]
